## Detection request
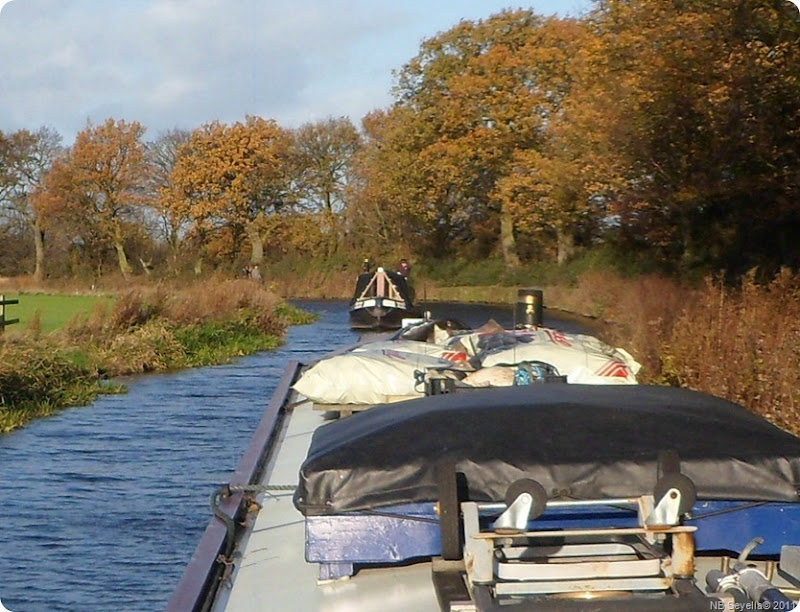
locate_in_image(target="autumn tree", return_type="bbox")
[0,127,63,281]
[291,117,361,256]
[489,18,590,264]
[580,0,800,274]
[164,116,292,270]
[375,10,587,267]
[38,118,150,278]
[344,104,421,257]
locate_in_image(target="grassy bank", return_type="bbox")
[0,280,314,433]
[1,293,117,335]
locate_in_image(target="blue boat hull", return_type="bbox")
[305,500,800,579]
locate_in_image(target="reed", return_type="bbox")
[585,269,800,435]
[659,271,800,434]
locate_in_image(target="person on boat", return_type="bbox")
[362,257,373,273]
[398,258,411,278]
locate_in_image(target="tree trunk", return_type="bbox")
[499,203,521,269]
[113,222,133,277]
[247,224,264,265]
[556,225,575,264]
[33,219,45,283]
[679,212,697,269]
[168,219,181,275]
[139,258,153,276]
[325,198,339,258]
[169,239,180,275]
[114,241,133,277]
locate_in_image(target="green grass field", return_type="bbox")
[1,293,116,335]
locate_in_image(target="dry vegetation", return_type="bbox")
[562,270,800,435]
[60,279,312,377]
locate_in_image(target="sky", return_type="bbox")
[0,0,592,144]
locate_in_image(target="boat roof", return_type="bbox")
[295,384,800,515]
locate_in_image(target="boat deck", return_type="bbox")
[210,397,441,612]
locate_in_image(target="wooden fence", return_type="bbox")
[0,295,19,333]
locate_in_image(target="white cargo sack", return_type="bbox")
[293,348,466,405]
[481,328,640,385]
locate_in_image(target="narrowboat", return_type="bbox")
[168,321,800,612]
[349,266,423,330]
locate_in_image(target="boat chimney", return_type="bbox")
[516,289,543,328]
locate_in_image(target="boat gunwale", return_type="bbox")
[166,335,374,611]
[166,359,303,612]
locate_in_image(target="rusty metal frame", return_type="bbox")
[494,541,664,582]
[462,497,699,599]
[166,360,303,612]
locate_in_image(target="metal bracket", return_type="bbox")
[463,494,699,599]
[494,492,532,534]
[646,487,682,527]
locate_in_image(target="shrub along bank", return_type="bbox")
[528,269,800,437]
[0,280,314,433]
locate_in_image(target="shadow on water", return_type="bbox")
[0,300,590,612]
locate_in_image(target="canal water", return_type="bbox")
[0,300,588,612]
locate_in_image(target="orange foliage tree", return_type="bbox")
[164,116,292,270]
[38,118,150,278]
[575,0,800,274]
[347,108,429,256]
[363,10,587,267]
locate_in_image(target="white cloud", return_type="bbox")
[0,0,591,143]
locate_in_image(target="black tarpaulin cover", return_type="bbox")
[293,385,800,515]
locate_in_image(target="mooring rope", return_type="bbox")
[211,483,297,561]
[224,483,297,494]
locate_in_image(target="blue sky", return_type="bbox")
[0,0,593,143]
